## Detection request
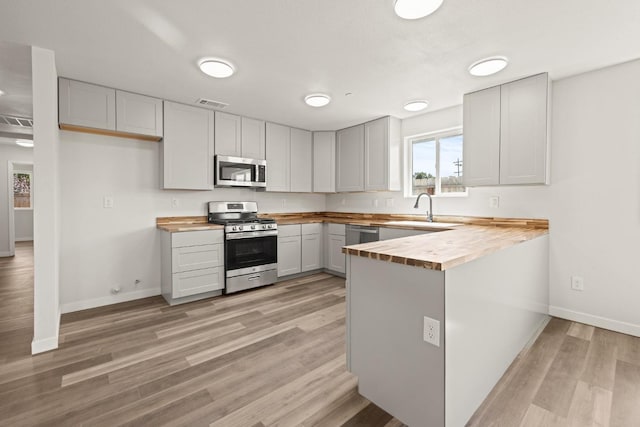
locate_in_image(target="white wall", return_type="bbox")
[58,131,325,312]
[31,46,61,354]
[0,146,33,254]
[329,59,640,336]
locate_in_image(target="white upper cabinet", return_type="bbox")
[364,116,402,191]
[214,112,242,157]
[241,117,266,160]
[266,122,291,192]
[336,124,365,192]
[463,86,501,186]
[290,128,313,192]
[463,73,550,186]
[500,73,549,185]
[59,77,163,140]
[116,90,163,137]
[59,78,116,131]
[162,101,214,190]
[313,131,336,193]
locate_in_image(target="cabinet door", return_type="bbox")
[290,128,313,192]
[171,244,224,273]
[241,117,266,159]
[115,90,163,137]
[58,78,116,130]
[500,73,549,185]
[301,234,322,272]
[364,117,389,191]
[277,236,301,277]
[336,125,365,192]
[163,101,214,190]
[214,112,242,156]
[328,234,346,273]
[266,122,291,192]
[313,131,336,193]
[462,86,501,186]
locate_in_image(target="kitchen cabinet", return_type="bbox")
[58,77,163,141]
[463,73,549,186]
[364,116,402,191]
[214,112,242,157]
[266,122,291,192]
[160,229,224,305]
[336,125,365,192]
[241,117,266,160]
[115,90,163,137]
[162,101,214,190]
[301,223,322,272]
[277,224,302,277]
[313,131,336,193]
[325,223,346,274]
[290,128,313,192]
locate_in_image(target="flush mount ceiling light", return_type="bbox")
[394,0,444,19]
[304,93,331,107]
[16,139,34,148]
[403,100,429,112]
[0,89,5,96]
[468,56,509,77]
[198,58,235,78]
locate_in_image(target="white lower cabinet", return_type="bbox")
[325,223,346,274]
[161,229,224,305]
[301,223,322,272]
[277,236,302,277]
[277,223,323,277]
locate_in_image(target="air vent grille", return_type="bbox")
[0,114,33,128]
[196,98,229,109]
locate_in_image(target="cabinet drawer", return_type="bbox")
[301,223,322,235]
[172,244,223,272]
[171,229,223,247]
[327,223,346,236]
[172,267,224,298]
[278,224,301,237]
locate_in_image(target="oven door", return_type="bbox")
[225,234,277,275]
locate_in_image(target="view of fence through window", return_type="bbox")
[411,133,464,196]
[13,172,32,208]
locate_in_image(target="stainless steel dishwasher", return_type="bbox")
[346,225,380,245]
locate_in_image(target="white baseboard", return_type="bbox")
[31,308,61,354]
[15,237,34,242]
[549,305,640,337]
[0,251,14,257]
[61,288,161,314]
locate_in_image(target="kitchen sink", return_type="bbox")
[383,220,462,229]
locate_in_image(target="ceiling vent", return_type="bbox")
[196,98,229,109]
[0,113,33,139]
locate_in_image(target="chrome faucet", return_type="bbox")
[414,192,433,222]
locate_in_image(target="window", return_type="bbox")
[13,171,32,209]
[407,129,465,197]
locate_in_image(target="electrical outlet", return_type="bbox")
[571,276,584,291]
[282,199,287,208]
[171,198,179,208]
[385,198,394,208]
[372,199,379,207]
[489,196,500,209]
[423,316,440,347]
[103,196,114,208]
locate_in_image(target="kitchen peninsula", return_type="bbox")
[343,222,549,427]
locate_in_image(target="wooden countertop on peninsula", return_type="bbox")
[342,225,548,271]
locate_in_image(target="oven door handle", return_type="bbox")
[247,275,261,281]
[226,230,278,240]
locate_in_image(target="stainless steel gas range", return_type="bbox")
[207,201,278,294]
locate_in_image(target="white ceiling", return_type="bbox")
[0,0,638,130]
[0,41,32,117]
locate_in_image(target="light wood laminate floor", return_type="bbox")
[1,244,639,426]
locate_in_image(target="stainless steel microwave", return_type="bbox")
[214,155,267,188]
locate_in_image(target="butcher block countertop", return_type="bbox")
[156,216,223,233]
[343,225,548,271]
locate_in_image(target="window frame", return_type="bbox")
[404,126,467,198]
[13,170,33,210]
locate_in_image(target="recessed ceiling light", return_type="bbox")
[404,100,429,112]
[198,58,235,78]
[468,56,509,77]
[304,94,331,107]
[394,0,444,19]
[16,139,33,148]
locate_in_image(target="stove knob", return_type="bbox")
[238,225,244,231]
[268,224,273,229]
[251,225,256,230]
[231,226,237,231]
[262,224,267,229]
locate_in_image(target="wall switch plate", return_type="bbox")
[385,198,394,208]
[103,196,114,209]
[571,276,584,291]
[423,316,440,347]
[372,199,379,207]
[171,198,179,208]
[489,196,500,209]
